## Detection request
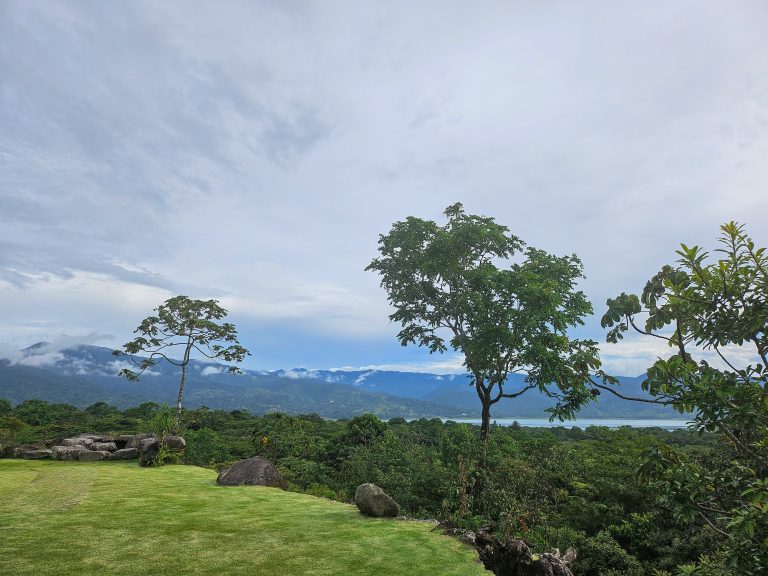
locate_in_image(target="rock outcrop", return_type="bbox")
[216,456,287,488]
[13,433,178,463]
[354,483,400,518]
[474,525,576,576]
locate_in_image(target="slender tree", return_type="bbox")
[114,296,250,426]
[367,203,605,447]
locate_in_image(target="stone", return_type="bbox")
[354,483,400,518]
[138,437,160,467]
[162,435,186,450]
[474,525,576,576]
[52,445,88,461]
[216,456,286,489]
[79,450,110,461]
[108,448,139,460]
[21,449,52,459]
[124,433,153,449]
[89,442,118,452]
[61,436,94,447]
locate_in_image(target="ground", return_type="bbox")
[0,460,488,576]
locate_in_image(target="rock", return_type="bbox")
[20,449,52,459]
[89,442,118,452]
[79,450,110,461]
[162,435,186,450]
[354,483,400,518]
[61,436,94,447]
[216,456,286,489]
[52,446,88,461]
[109,448,139,460]
[474,525,576,576]
[124,433,153,449]
[138,438,160,467]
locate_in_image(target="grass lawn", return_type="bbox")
[0,459,488,576]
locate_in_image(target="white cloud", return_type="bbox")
[200,365,224,376]
[332,355,467,375]
[0,332,110,366]
[353,371,374,385]
[2,1,767,370]
[598,334,761,376]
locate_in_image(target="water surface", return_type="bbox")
[443,417,691,429]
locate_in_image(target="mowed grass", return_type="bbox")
[0,460,488,576]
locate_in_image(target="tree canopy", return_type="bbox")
[601,222,768,575]
[367,203,605,444]
[114,295,250,425]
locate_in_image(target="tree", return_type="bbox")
[114,296,250,426]
[366,203,604,446]
[601,222,768,574]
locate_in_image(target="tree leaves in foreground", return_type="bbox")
[367,203,608,446]
[602,222,768,575]
[114,296,250,427]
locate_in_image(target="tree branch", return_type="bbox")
[587,376,671,405]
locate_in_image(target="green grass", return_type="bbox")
[0,460,487,576]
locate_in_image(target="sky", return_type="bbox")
[1,0,767,376]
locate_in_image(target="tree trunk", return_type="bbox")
[480,401,491,448]
[176,362,186,431]
[474,372,492,464]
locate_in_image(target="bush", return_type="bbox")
[572,531,643,576]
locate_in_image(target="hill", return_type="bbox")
[0,344,682,418]
[0,460,486,576]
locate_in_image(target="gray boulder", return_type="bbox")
[216,456,286,489]
[138,437,160,467]
[61,436,94,447]
[79,450,110,462]
[21,449,52,459]
[124,433,153,449]
[89,442,118,452]
[354,483,400,518]
[109,448,139,460]
[162,435,186,450]
[52,445,88,460]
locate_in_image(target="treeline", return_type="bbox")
[1,398,721,575]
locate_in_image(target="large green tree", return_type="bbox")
[367,203,604,445]
[114,296,250,425]
[601,222,768,574]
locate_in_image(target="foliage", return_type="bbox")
[114,295,250,425]
[0,415,26,455]
[2,399,720,573]
[601,222,768,574]
[367,203,607,443]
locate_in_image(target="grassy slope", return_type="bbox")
[0,460,487,576]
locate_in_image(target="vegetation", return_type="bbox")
[601,222,768,575]
[0,460,485,576]
[114,295,250,424]
[1,399,719,574]
[367,203,607,445]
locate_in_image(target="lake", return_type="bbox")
[443,417,691,429]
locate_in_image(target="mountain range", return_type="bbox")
[0,344,683,419]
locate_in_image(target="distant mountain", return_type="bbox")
[0,344,683,419]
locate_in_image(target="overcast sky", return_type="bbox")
[1,0,767,375]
